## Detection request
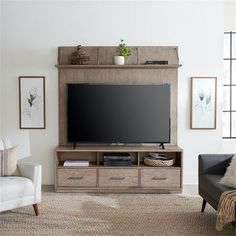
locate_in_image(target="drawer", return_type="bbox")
[141,168,180,188]
[99,169,138,187]
[58,168,97,187]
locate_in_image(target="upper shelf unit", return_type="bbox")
[57,46,180,67]
[55,64,182,69]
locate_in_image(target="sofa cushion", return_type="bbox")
[200,174,234,203]
[0,176,34,202]
[0,146,20,176]
[219,155,236,188]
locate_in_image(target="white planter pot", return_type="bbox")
[114,56,125,65]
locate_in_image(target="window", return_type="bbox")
[223,31,236,138]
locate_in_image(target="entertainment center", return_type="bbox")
[55,46,182,193]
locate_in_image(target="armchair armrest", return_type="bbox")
[198,154,233,175]
[17,162,42,203]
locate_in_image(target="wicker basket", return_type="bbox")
[144,157,175,167]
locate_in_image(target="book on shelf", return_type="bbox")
[104,160,132,166]
[104,153,131,162]
[63,160,89,167]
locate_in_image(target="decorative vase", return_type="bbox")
[114,56,125,65]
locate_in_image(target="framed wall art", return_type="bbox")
[19,76,45,129]
[191,77,217,129]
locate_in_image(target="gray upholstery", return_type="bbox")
[198,154,235,210]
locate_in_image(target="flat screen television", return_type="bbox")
[67,84,170,145]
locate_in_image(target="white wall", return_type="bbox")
[0,2,2,136]
[1,1,224,185]
[224,1,236,32]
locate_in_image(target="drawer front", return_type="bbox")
[141,168,180,188]
[99,169,138,187]
[58,168,96,187]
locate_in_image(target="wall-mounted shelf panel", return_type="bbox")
[58,46,180,65]
[56,64,182,69]
[57,46,180,146]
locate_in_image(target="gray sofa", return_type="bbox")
[198,154,235,212]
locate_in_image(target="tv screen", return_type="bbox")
[67,84,170,144]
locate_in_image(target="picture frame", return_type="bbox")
[190,77,217,129]
[19,76,45,129]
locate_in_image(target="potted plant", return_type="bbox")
[114,39,131,65]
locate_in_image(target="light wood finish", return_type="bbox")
[57,46,179,145]
[55,145,182,152]
[58,46,179,65]
[140,168,180,188]
[99,169,138,187]
[54,145,183,193]
[56,64,182,69]
[55,46,182,193]
[58,168,96,187]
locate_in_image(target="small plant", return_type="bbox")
[27,88,37,107]
[118,39,131,58]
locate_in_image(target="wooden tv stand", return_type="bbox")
[54,145,182,193]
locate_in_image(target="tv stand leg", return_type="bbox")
[159,143,165,150]
[73,143,76,149]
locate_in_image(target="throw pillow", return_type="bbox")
[0,146,20,176]
[2,137,12,149]
[219,155,236,188]
[0,139,4,151]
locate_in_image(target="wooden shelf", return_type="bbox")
[55,64,182,69]
[139,163,181,169]
[58,162,97,168]
[55,145,183,193]
[55,145,183,153]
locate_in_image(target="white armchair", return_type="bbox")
[0,162,41,215]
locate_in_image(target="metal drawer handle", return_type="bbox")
[68,177,84,180]
[110,177,125,180]
[152,177,167,181]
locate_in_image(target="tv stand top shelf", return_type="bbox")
[55,64,182,69]
[55,145,182,153]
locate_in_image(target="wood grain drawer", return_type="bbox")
[99,169,138,187]
[58,168,97,187]
[141,168,180,188]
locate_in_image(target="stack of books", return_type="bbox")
[63,160,89,167]
[104,153,132,166]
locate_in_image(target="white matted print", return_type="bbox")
[19,76,45,129]
[191,77,217,129]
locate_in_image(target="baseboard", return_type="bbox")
[42,185,54,192]
[182,184,198,196]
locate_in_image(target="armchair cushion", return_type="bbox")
[201,174,234,203]
[1,146,20,176]
[0,176,33,201]
[219,155,236,188]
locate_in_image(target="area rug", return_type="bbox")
[0,194,235,235]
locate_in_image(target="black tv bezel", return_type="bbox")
[66,83,171,145]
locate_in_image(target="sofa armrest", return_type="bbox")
[17,162,42,203]
[199,154,233,175]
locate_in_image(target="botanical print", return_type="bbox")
[19,77,45,129]
[191,77,216,129]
